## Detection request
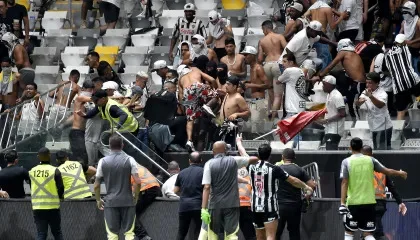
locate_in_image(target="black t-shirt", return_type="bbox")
[7,4,28,39]
[277,163,310,204]
[359,43,383,72]
[0,165,30,198]
[175,164,203,212]
[0,13,13,37]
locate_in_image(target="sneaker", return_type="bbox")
[203,105,216,118]
[80,21,87,29]
[185,141,195,152]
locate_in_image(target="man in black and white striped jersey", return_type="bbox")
[169,3,208,63]
[236,140,313,240]
[385,34,420,120]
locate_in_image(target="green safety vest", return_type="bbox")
[58,161,92,199]
[347,155,376,206]
[98,98,138,133]
[29,164,60,210]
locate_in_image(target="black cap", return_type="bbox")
[374,33,385,43]
[56,150,68,161]
[226,75,240,86]
[91,89,108,101]
[366,72,380,82]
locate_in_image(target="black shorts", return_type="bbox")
[343,204,376,232]
[252,211,278,229]
[99,1,120,24]
[213,47,227,61]
[83,0,94,9]
[395,83,420,111]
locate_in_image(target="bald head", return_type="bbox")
[189,151,201,164]
[361,145,373,156]
[213,141,227,155]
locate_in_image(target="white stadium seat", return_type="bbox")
[61,46,89,67]
[42,11,68,31]
[43,29,72,56]
[247,15,271,28]
[232,28,245,53]
[131,28,159,49]
[124,65,149,74]
[220,9,246,28]
[251,0,275,9]
[31,47,57,67]
[23,11,38,31]
[131,17,152,29]
[166,0,187,10]
[160,10,184,28]
[102,28,130,50]
[244,28,264,48]
[149,46,171,66]
[122,46,149,66]
[194,0,218,10]
[151,0,165,12]
[73,29,100,50]
[195,10,211,26]
[62,66,90,86]
[34,65,60,84]
[350,121,371,140]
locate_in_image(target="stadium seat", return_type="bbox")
[247,15,271,28]
[61,46,89,67]
[22,11,38,31]
[102,28,130,50]
[295,141,321,150]
[270,141,294,153]
[408,107,420,121]
[195,10,211,26]
[34,65,60,84]
[166,0,187,10]
[131,28,159,49]
[160,10,184,28]
[73,29,100,51]
[350,121,371,140]
[158,28,174,47]
[43,29,72,56]
[151,0,165,12]
[221,0,246,10]
[62,66,90,86]
[149,46,171,66]
[194,0,218,10]
[31,47,57,68]
[124,65,149,74]
[232,28,245,53]
[42,11,68,31]
[94,46,119,66]
[130,17,152,29]
[122,46,149,66]
[17,0,30,10]
[251,0,275,9]
[220,9,246,27]
[244,28,264,48]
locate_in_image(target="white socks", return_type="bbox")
[345,232,354,240]
[364,235,376,240]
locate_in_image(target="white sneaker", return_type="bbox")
[186,141,195,152]
[203,105,216,118]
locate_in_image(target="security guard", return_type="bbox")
[361,145,407,240]
[56,150,96,199]
[30,147,64,240]
[238,167,256,240]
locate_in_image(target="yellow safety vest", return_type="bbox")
[132,164,160,191]
[58,161,92,199]
[29,164,60,210]
[99,98,138,133]
[0,71,15,84]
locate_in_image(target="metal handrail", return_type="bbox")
[302,162,322,198]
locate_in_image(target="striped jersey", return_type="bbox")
[248,161,289,213]
[385,45,419,94]
[172,17,207,43]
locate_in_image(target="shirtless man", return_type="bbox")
[220,38,247,79]
[48,69,81,129]
[177,64,217,151]
[241,46,270,131]
[283,2,309,41]
[69,80,95,164]
[258,20,287,118]
[207,10,233,61]
[1,32,34,94]
[217,76,250,146]
[401,1,420,74]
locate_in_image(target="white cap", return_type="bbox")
[323,75,336,85]
[152,60,167,72]
[290,2,303,12]
[308,21,322,32]
[337,38,355,52]
[208,10,219,21]
[395,34,407,44]
[102,81,119,90]
[136,71,148,78]
[403,1,416,14]
[111,91,124,98]
[240,46,257,55]
[177,64,192,78]
[184,3,195,11]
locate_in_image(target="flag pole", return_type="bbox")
[253,128,279,140]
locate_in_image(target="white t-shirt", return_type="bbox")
[324,89,345,135]
[278,67,307,114]
[359,87,393,132]
[280,29,320,66]
[338,0,359,32]
[161,174,180,200]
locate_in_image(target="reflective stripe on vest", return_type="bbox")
[239,176,252,207]
[374,172,386,199]
[138,165,160,191]
[29,165,60,210]
[59,161,92,199]
[99,98,138,132]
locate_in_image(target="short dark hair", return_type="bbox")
[258,144,272,161]
[227,76,240,86]
[181,42,190,48]
[1,57,11,63]
[283,54,296,63]
[70,69,80,77]
[168,69,178,78]
[92,76,105,83]
[189,151,201,164]
[362,145,373,155]
[82,80,94,89]
[97,61,111,77]
[56,150,68,162]
[109,134,123,150]
[38,147,51,161]
[28,82,38,90]
[374,33,385,43]
[88,51,100,59]
[350,137,363,151]
[225,37,235,46]
[5,150,17,163]
[262,20,274,30]
[282,148,295,161]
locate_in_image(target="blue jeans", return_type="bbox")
[33,209,63,240]
[137,127,149,153]
[412,56,419,75]
[313,42,332,70]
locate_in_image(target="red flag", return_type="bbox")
[276,109,327,144]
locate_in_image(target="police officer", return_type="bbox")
[361,145,407,240]
[29,147,64,240]
[56,150,96,199]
